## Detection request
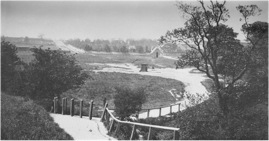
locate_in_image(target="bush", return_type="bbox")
[1,93,73,140]
[26,47,89,100]
[114,86,146,120]
[1,41,22,94]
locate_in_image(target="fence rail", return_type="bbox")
[101,103,180,140]
[52,97,180,140]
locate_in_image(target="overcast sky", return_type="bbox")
[1,1,268,41]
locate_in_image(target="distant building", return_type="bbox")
[15,44,33,51]
[150,45,164,58]
[128,45,136,52]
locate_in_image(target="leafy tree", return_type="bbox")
[136,45,144,53]
[236,5,268,106]
[104,44,111,52]
[27,48,89,99]
[120,46,129,54]
[160,1,265,116]
[114,87,146,120]
[1,41,22,94]
[84,44,92,51]
[24,36,29,43]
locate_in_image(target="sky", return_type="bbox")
[1,0,268,41]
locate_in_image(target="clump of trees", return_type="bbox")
[1,41,89,109]
[161,0,267,116]
[114,87,147,120]
[160,1,267,139]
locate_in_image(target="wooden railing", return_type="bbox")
[100,103,180,140]
[52,97,180,140]
[53,97,181,119]
[109,103,181,119]
[52,97,95,119]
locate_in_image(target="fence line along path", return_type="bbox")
[52,97,180,140]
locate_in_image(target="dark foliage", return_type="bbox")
[1,41,24,94]
[26,47,89,100]
[114,87,146,120]
[1,93,73,140]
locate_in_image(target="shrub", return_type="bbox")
[26,47,89,100]
[1,93,73,140]
[1,41,22,94]
[114,86,146,120]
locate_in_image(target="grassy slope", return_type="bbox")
[1,93,73,140]
[157,79,268,140]
[62,72,185,116]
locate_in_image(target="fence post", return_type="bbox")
[130,124,136,140]
[100,103,108,121]
[173,130,180,140]
[170,105,172,114]
[147,127,152,140]
[114,122,121,135]
[70,98,74,116]
[62,98,65,115]
[109,119,115,133]
[178,103,181,112]
[80,100,83,118]
[53,97,56,113]
[159,107,162,117]
[106,112,110,123]
[147,109,150,118]
[89,100,94,120]
[54,97,58,113]
[64,98,67,114]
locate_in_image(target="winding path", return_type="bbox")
[50,114,117,140]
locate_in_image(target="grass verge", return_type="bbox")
[1,93,73,140]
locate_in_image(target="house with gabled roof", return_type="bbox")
[150,45,164,58]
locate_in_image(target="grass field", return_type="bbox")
[76,52,177,69]
[61,71,185,116]
[1,93,73,140]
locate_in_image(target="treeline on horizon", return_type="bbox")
[64,38,159,53]
[1,36,161,53]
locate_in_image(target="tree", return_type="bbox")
[120,45,129,54]
[236,5,268,105]
[84,44,93,51]
[104,44,111,52]
[24,36,30,43]
[114,87,147,120]
[27,48,89,99]
[136,45,144,53]
[1,41,22,94]
[160,1,264,116]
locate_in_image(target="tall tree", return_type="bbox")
[160,1,264,116]
[1,41,21,93]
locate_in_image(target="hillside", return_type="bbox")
[1,93,73,140]
[2,36,85,53]
[143,80,268,140]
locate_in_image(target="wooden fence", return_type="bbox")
[101,103,180,140]
[52,97,180,140]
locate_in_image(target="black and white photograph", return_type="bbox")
[1,0,268,140]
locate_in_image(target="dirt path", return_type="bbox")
[50,114,117,140]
